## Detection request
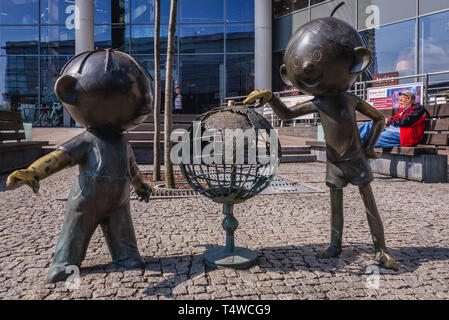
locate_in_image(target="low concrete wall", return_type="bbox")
[275,125,317,139]
[310,146,448,183]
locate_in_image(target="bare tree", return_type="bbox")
[164,0,178,189]
[153,0,161,181]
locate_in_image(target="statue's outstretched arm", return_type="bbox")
[6,149,73,193]
[243,89,317,120]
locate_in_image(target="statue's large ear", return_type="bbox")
[350,47,372,74]
[54,75,78,105]
[280,64,293,86]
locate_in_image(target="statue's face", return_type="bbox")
[55,50,153,131]
[280,17,372,96]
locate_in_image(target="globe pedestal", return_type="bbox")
[204,203,257,269]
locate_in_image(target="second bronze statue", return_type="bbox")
[244,6,398,270]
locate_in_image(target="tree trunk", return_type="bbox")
[153,0,161,181]
[164,0,178,189]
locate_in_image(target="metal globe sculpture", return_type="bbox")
[180,101,281,269]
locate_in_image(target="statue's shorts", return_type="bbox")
[325,153,373,189]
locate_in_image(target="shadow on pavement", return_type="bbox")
[79,243,449,298]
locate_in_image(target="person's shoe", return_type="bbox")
[376,251,399,271]
[47,265,71,284]
[116,255,145,269]
[317,244,341,258]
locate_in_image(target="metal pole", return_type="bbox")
[75,0,94,55]
[255,0,272,91]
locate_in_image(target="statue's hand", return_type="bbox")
[365,147,381,159]
[6,169,40,193]
[134,182,152,203]
[243,89,273,108]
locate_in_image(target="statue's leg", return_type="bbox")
[100,201,145,269]
[47,206,99,283]
[317,187,343,258]
[359,183,398,271]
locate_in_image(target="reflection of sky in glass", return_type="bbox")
[226,23,254,53]
[361,19,416,77]
[0,26,39,54]
[226,0,254,21]
[40,0,74,24]
[419,11,449,78]
[94,0,129,24]
[180,24,224,54]
[0,0,39,24]
[180,0,223,23]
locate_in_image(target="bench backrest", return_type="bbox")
[356,103,449,147]
[0,111,25,143]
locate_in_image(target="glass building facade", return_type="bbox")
[0,0,255,126]
[272,0,449,93]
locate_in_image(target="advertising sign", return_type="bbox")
[367,83,423,110]
[372,72,399,87]
[279,95,315,119]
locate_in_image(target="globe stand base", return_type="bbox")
[204,246,257,269]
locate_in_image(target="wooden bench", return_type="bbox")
[306,103,449,183]
[126,114,198,163]
[0,111,49,173]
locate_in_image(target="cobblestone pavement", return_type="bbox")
[0,162,448,300]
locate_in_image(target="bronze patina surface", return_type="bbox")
[6,49,154,283]
[244,5,398,270]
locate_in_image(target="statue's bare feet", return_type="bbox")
[317,245,341,258]
[376,251,399,271]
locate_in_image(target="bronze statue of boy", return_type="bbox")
[6,49,153,282]
[244,11,398,270]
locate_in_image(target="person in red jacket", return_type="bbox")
[359,91,429,147]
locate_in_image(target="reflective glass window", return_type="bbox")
[273,0,292,18]
[132,0,172,23]
[226,0,254,22]
[40,0,75,25]
[94,25,130,52]
[180,24,224,54]
[311,0,356,27]
[358,0,416,30]
[419,11,449,84]
[40,26,75,55]
[132,24,172,55]
[360,19,416,80]
[40,56,71,101]
[179,0,223,23]
[0,26,38,55]
[136,54,177,112]
[226,54,254,97]
[179,55,224,114]
[0,0,38,24]
[419,0,449,15]
[293,0,309,11]
[0,56,38,113]
[95,0,129,24]
[226,23,254,53]
[39,56,72,126]
[311,0,325,5]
